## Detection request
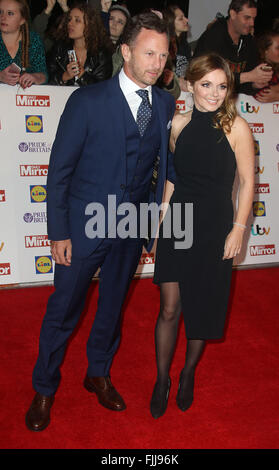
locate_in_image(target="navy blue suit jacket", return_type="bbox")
[47,74,176,258]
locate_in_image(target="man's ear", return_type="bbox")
[229,9,237,21]
[121,43,131,62]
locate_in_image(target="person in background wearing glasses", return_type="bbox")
[0,0,47,88]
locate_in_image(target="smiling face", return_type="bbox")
[188,69,228,112]
[121,28,169,88]
[67,8,85,40]
[0,0,25,34]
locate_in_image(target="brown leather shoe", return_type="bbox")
[84,375,126,411]
[25,392,54,431]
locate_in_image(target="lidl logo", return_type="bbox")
[253,201,266,217]
[35,255,53,274]
[25,115,43,133]
[30,185,47,203]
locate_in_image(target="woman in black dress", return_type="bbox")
[150,53,255,419]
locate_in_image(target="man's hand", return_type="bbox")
[241,63,273,87]
[50,239,72,266]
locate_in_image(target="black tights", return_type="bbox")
[155,282,205,387]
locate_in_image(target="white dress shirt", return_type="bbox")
[119,68,152,122]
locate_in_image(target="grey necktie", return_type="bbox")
[136,89,152,137]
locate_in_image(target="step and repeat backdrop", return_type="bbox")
[0,84,278,286]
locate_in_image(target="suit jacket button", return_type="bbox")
[120,184,125,190]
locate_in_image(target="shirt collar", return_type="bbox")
[119,68,152,103]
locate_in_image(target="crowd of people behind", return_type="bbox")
[0,0,279,101]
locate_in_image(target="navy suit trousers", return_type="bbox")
[32,236,144,396]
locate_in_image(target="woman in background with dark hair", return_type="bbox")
[0,0,47,87]
[150,53,254,419]
[47,2,112,86]
[162,4,191,92]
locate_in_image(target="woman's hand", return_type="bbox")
[64,60,80,81]
[101,0,112,12]
[223,225,245,260]
[18,73,36,89]
[57,0,69,12]
[255,84,279,102]
[45,0,56,15]
[0,65,20,85]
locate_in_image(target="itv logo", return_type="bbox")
[251,224,270,236]
[240,101,260,114]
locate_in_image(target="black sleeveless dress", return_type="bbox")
[154,106,236,339]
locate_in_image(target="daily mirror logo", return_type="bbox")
[20,165,48,176]
[0,190,5,202]
[250,244,275,256]
[249,123,264,133]
[0,263,11,276]
[16,95,50,107]
[255,183,270,194]
[25,235,50,248]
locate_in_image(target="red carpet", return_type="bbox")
[0,267,279,449]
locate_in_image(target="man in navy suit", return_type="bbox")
[26,12,176,431]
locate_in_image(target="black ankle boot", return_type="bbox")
[176,369,194,412]
[150,377,171,419]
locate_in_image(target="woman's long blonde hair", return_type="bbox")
[186,53,237,133]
